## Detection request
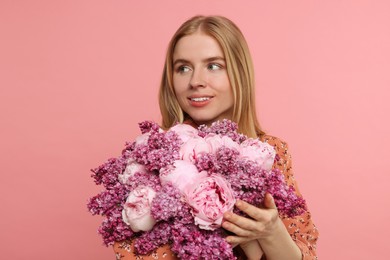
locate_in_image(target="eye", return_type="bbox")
[207,63,222,70]
[176,65,191,73]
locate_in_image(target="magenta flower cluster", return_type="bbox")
[87,120,306,259]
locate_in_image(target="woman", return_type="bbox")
[114,15,318,260]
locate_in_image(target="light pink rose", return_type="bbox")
[184,174,236,230]
[203,134,223,153]
[240,138,276,170]
[118,159,148,184]
[180,137,210,163]
[204,134,240,154]
[169,124,199,143]
[159,160,207,192]
[122,186,156,232]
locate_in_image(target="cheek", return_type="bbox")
[210,73,230,88]
[212,77,233,97]
[223,79,234,99]
[173,78,188,97]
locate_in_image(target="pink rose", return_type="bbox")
[118,159,148,184]
[180,137,210,163]
[184,174,236,230]
[240,138,276,170]
[169,124,199,143]
[159,160,207,192]
[122,186,156,232]
[204,134,240,154]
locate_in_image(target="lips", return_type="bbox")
[190,97,210,102]
[188,95,213,107]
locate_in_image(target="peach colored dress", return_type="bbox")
[113,135,319,260]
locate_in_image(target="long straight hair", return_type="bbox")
[159,15,265,138]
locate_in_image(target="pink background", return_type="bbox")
[1,0,389,259]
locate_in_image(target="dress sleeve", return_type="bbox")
[113,241,178,260]
[261,135,319,260]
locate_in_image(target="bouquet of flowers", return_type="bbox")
[87,120,306,259]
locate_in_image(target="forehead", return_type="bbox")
[173,32,225,60]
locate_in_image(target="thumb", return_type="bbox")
[264,193,277,209]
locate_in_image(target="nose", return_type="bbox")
[189,68,206,88]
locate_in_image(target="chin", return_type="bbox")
[191,118,213,126]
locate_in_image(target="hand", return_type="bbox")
[238,239,264,260]
[222,193,282,245]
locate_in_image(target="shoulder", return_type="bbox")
[260,134,297,188]
[259,134,290,155]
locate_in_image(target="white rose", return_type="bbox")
[122,186,156,232]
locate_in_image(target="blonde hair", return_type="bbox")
[159,15,265,138]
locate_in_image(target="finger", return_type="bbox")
[222,219,253,237]
[234,200,268,221]
[225,235,253,245]
[230,242,239,248]
[264,193,277,210]
[223,210,258,231]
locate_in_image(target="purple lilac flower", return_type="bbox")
[200,231,235,260]
[131,129,182,172]
[138,120,161,134]
[151,183,192,222]
[133,222,172,255]
[194,153,218,173]
[91,156,127,189]
[198,119,246,143]
[170,223,204,259]
[170,223,235,260]
[98,210,134,246]
[227,161,269,212]
[265,169,307,217]
[214,147,241,175]
[87,183,130,216]
[126,172,161,192]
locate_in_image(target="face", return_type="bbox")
[172,32,234,126]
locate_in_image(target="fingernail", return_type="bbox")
[236,200,242,207]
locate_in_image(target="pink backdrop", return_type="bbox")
[1,1,389,259]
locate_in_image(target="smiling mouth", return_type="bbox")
[189,97,211,102]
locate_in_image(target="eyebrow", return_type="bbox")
[173,56,225,66]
